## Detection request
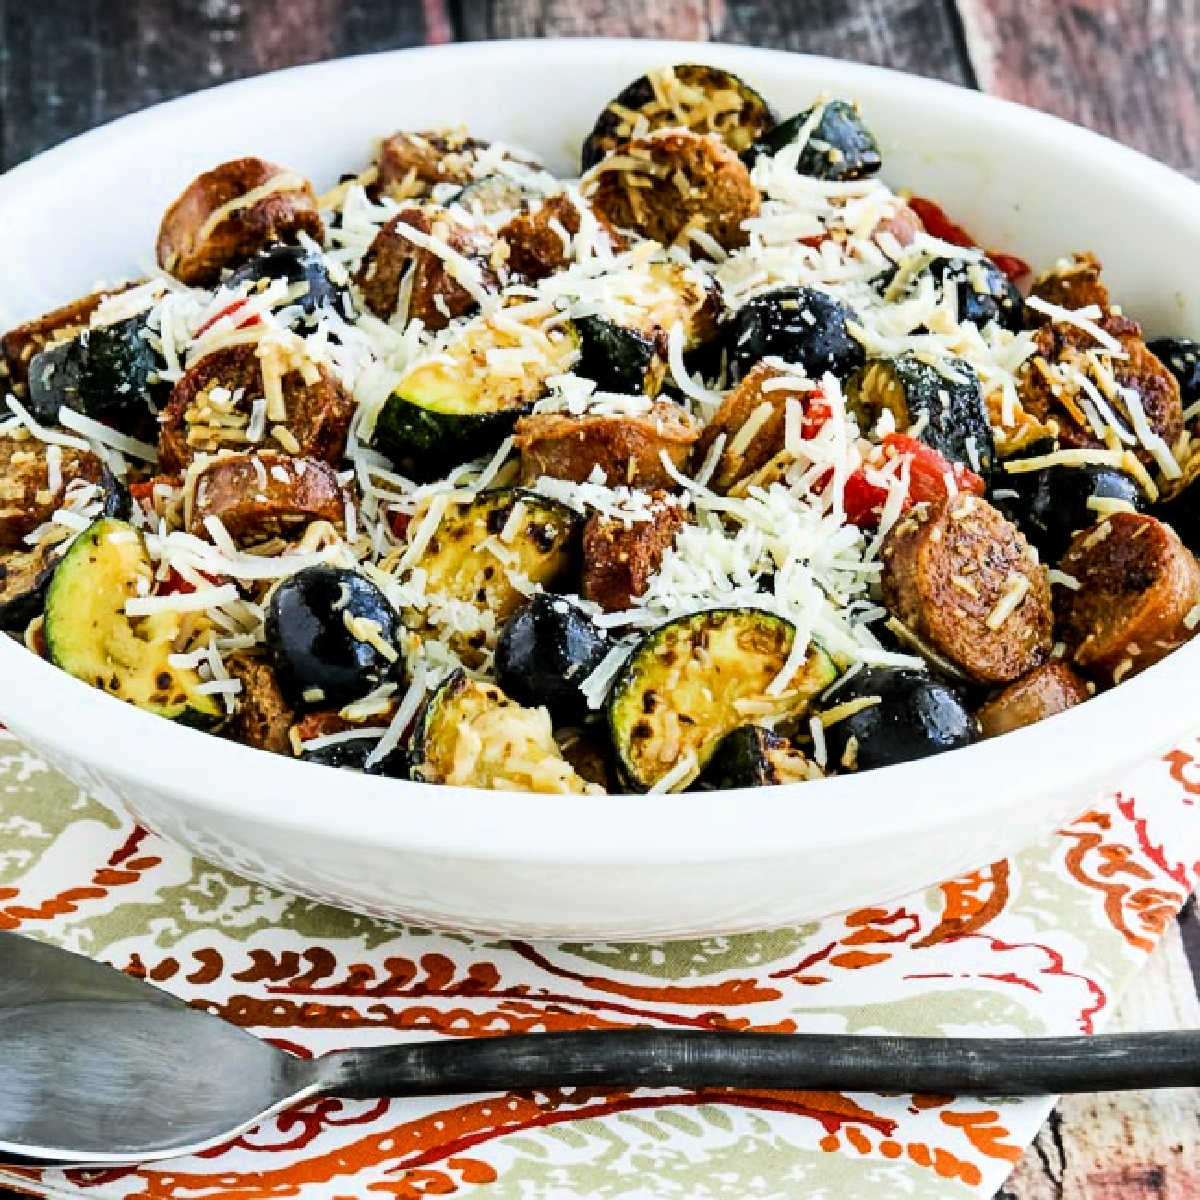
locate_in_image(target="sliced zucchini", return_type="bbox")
[452,174,530,215]
[693,724,822,790]
[43,518,222,726]
[608,609,837,791]
[752,99,882,181]
[407,669,599,793]
[574,261,719,396]
[846,353,995,478]
[403,489,579,663]
[27,315,164,437]
[0,540,59,633]
[370,309,580,481]
[581,63,775,169]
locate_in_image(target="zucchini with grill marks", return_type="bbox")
[43,518,223,727]
[581,64,775,170]
[370,310,580,481]
[0,540,59,633]
[751,99,882,180]
[846,353,995,478]
[407,669,600,792]
[608,609,837,792]
[404,489,580,664]
[693,724,822,790]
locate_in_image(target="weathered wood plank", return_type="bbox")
[456,0,974,85]
[0,0,436,170]
[956,0,1200,176]
[997,921,1200,1199]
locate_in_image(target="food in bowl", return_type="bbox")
[3,62,1199,797]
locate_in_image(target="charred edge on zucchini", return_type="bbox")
[0,540,59,632]
[693,724,821,789]
[43,518,223,726]
[751,98,882,181]
[26,316,165,437]
[846,354,995,478]
[405,489,580,659]
[407,669,597,792]
[370,314,579,481]
[581,64,775,169]
[608,608,837,791]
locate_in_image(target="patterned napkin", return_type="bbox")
[0,732,1197,1200]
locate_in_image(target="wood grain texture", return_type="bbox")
[957,0,1200,176]
[997,921,1200,1198]
[457,0,974,84]
[0,0,434,169]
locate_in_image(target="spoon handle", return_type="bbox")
[321,1029,1200,1099]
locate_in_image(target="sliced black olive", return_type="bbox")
[846,353,995,478]
[693,725,818,789]
[581,63,775,169]
[494,594,611,724]
[924,255,1024,332]
[726,286,865,383]
[266,567,403,710]
[992,464,1144,563]
[751,98,882,180]
[27,315,165,437]
[1148,336,1200,410]
[574,316,664,396]
[225,244,340,319]
[301,736,408,778]
[818,666,977,773]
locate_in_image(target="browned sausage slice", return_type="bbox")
[975,661,1091,738]
[158,343,355,472]
[353,206,500,326]
[156,157,324,286]
[499,193,622,283]
[0,436,106,548]
[881,495,1053,684]
[372,129,491,202]
[189,452,346,543]
[1026,251,1112,315]
[583,130,759,254]
[581,492,685,611]
[1055,511,1200,682]
[224,654,295,754]
[514,402,702,488]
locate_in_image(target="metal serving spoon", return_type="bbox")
[2,931,1198,1167]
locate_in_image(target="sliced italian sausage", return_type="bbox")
[0,435,107,548]
[223,653,295,754]
[189,452,346,543]
[500,193,621,283]
[1055,511,1200,682]
[583,129,759,254]
[353,206,500,326]
[1026,251,1112,316]
[581,492,685,611]
[158,343,355,472]
[514,402,702,488]
[156,157,324,286]
[881,494,1053,684]
[975,661,1091,738]
[371,129,492,202]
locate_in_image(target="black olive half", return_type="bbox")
[726,286,866,383]
[1148,336,1200,409]
[266,567,403,709]
[494,594,611,724]
[751,98,882,181]
[991,464,1144,564]
[225,244,341,319]
[819,666,977,773]
[925,255,1024,333]
[301,736,408,778]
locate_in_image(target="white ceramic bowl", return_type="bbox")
[2,39,1198,940]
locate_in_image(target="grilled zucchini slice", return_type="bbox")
[370,309,580,481]
[43,518,222,726]
[608,609,837,791]
[693,724,822,790]
[403,489,579,664]
[407,669,599,793]
[0,540,59,633]
[846,353,995,478]
[574,261,719,396]
[582,64,775,169]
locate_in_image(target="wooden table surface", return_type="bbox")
[1,2,1198,1195]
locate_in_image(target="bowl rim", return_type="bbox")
[1,37,1198,868]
